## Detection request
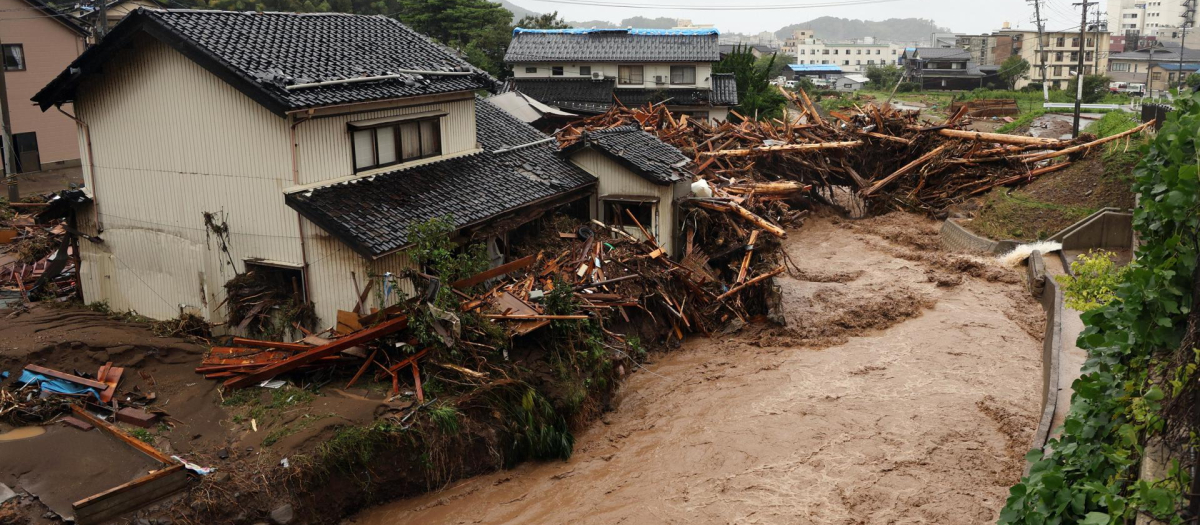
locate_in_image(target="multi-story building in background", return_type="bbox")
[1107,0,1195,43]
[790,32,903,74]
[1000,28,1111,89]
[955,33,1014,65]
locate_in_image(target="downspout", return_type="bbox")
[55,105,101,231]
[290,112,314,302]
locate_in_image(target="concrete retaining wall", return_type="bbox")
[939,219,1020,254]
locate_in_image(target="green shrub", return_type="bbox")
[1055,250,1127,311]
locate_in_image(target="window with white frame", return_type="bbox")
[670,65,696,84]
[618,65,644,84]
[350,117,441,172]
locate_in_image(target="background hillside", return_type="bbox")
[776,17,953,42]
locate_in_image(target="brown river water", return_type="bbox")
[348,215,1042,525]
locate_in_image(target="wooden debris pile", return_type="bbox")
[555,90,1155,215]
[197,212,788,392]
[0,197,79,305]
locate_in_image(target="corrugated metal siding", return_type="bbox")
[570,149,677,256]
[73,36,297,320]
[294,98,477,186]
[299,220,418,327]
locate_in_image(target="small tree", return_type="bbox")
[754,53,790,80]
[714,46,786,121]
[864,64,902,89]
[1066,74,1113,103]
[516,11,571,29]
[1186,73,1200,89]
[998,55,1030,90]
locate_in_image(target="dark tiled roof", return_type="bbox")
[284,98,596,258]
[914,47,972,61]
[505,28,720,63]
[34,9,493,115]
[565,126,690,185]
[509,78,615,113]
[711,73,738,105]
[510,76,736,113]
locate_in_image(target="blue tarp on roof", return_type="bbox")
[788,64,843,72]
[512,28,719,36]
[1159,63,1200,71]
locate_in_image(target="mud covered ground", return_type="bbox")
[348,213,1044,525]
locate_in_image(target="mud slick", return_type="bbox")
[348,213,1043,525]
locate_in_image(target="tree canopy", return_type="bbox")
[516,11,571,29]
[1066,74,1114,103]
[715,47,786,121]
[864,64,902,89]
[998,55,1031,90]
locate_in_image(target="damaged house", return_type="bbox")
[30,9,601,326]
[504,28,738,122]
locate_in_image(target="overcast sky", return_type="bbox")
[510,0,1087,36]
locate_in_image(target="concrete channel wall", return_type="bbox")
[1026,251,1063,468]
[939,219,1020,254]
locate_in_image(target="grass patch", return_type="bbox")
[429,403,460,435]
[130,428,154,444]
[971,190,1093,240]
[997,109,1046,134]
[262,413,330,447]
[1091,111,1140,138]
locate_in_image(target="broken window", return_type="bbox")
[670,65,696,84]
[618,65,644,85]
[2,44,23,71]
[604,199,654,240]
[351,118,442,172]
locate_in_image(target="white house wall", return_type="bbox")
[72,36,299,321]
[570,149,679,256]
[292,97,477,186]
[511,63,714,89]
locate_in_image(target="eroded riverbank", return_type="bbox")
[348,214,1042,524]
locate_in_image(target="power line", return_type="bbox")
[521,0,907,10]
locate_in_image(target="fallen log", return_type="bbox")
[699,141,863,157]
[725,181,812,195]
[1021,120,1154,164]
[968,162,1072,195]
[937,128,1064,146]
[717,266,786,301]
[728,202,787,238]
[861,143,950,197]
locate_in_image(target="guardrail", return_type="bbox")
[1042,102,1122,110]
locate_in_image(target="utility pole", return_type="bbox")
[0,33,17,202]
[1073,1,1096,138]
[98,0,108,42]
[1181,0,1196,90]
[1030,0,1048,87]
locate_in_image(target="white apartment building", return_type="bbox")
[1107,0,1195,40]
[793,37,904,74]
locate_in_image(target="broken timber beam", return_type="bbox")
[725,181,811,195]
[1021,120,1154,164]
[224,314,409,389]
[24,364,108,390]
[698,141,862,157]
[861,143,950,197]
[451,254,536,290]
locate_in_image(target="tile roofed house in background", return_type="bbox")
[564,126,690,185]
[33,9,494,115]
[508,78,616,113]
[284,98,597,258]
[505,28,721,63]
[912,47,973,61]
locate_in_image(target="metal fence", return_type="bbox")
[1142,103,1174,131]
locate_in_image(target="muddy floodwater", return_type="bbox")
[349,215,1041,524]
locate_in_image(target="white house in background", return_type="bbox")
[32,9,598,324]
[504,28,738,122]
[833,74,869,92]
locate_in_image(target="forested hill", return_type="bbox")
[775,17,953,43]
